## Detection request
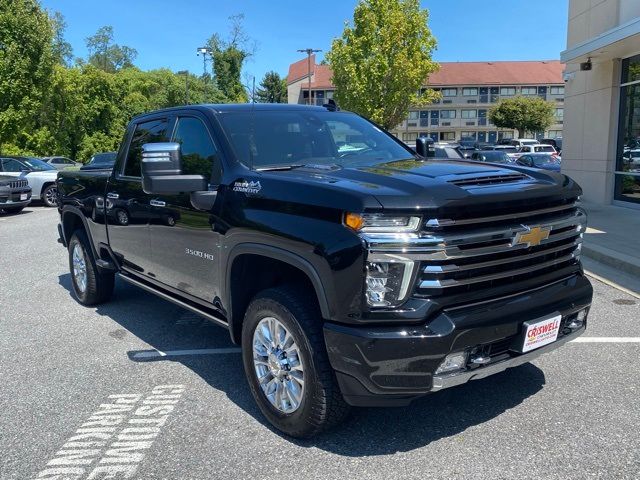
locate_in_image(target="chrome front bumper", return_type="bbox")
[431,325,585,391]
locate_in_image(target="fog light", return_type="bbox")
[567,308,588,329]
[435,352,468,375]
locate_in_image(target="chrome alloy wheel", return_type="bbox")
[252,317,305,414]
[72,243,88,293]
[44,186,58,206]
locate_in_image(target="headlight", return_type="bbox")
[365,260,415,307]
[344,213,421,233]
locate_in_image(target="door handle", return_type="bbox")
[150,199,166,207]
[107,192,119,199]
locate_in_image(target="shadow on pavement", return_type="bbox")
[58,273,545,455]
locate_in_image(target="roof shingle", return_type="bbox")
[287,59,564,88]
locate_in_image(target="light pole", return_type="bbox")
[177,70,189,105]
[196,46,213,77]
[297,48,322,105]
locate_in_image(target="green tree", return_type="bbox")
[488,96,555,138]
[256,71,287,103]
[326,0,439,130]
[50,11,72,66]
[206,14,253,103]
[86,26,137,73]
[0,0,55,153]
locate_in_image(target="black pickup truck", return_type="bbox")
[57,104,592,438]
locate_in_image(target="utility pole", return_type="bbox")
[177,70,189,105]
[297,48,322,105]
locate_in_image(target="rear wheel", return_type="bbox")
[68,229,114,305]
[241,286,350,438]
[42,184,58,207]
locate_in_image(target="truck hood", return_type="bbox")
[265,159,580,211]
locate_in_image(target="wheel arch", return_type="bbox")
[225,244,332,344]
[61,207,100,260]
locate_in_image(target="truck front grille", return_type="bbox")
[416,199,584,297]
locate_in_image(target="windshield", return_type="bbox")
[218,110,414,169]
[22,158,56,171]
[90,152,117,164]
[532,155,560,167]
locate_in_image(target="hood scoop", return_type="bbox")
[446,173,529,187]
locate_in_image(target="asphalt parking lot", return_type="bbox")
[1,205,639,480]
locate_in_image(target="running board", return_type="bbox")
[117,273,228,329]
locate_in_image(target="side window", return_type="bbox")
[1,158,27,172]
[51,158,61,164]
[123,118,169,177]
[173,117,220,185]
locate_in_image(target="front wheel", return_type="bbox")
[68,229,115,305]
[42,184,58,207]
[241,286,350,438]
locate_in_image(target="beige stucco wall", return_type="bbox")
[562,0,639,204]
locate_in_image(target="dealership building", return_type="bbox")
[287,57,566,144]
[561,0,640,206]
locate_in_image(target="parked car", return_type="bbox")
[405,141,464,159]
[41,156,82,170]
[0,175,32,214]
[0,156,59,207]
[57,104,592,438]
[470,150,515,164]
[516,153,562,171]
[517,144,557,155]
[622,148,640,172]
[509,138,540,148]
[80,152,117,171]
[541,137,562,152]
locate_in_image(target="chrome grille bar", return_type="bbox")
[423,239,582,273]
[419,252,578,289]
[424,202,578,228]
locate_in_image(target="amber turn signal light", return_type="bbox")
[344,212,364,231]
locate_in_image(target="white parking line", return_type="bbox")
[132,348,241,359]
[570,337,640,343]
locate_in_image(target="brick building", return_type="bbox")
[287,56,565,143]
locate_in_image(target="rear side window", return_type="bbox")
[123,118,169,177]
[172,117,221,185]
[1,158,27,172]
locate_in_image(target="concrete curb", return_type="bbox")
[582,243,640,278]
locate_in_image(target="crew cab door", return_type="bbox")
[148,114,223,303]
[107,117,171,276]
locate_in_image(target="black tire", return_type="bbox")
[3,206,24,214]
[241,286,350,438]
[68,229,115,305]
[42,184,58,207]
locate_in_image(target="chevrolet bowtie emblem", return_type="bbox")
[513,226,551,247]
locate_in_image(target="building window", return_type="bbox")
[440,132,456,141]
[408,111,419,120]
[521,87,537,95]
[460,131,476,140]
[550,86,565,95]
[462,88,478,96]
[441,88,457,97]
[439,110,456,119]
[501,131,514,139]
[461,109,477,119]
[402,132,418,141]
[500,87,516,96]
[615,54,640,204]
[554,108,564,120]
[547,130,562,138]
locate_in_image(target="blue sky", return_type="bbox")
[40,0,569,83]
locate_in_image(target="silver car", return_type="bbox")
[41,156,82,170]
[0,156,60,207]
